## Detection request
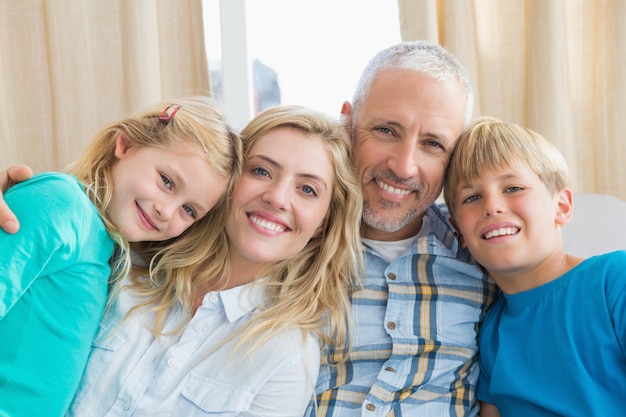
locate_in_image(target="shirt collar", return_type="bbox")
[218,282,267,323]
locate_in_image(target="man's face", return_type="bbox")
[347,69,467,241]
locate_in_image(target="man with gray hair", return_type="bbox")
[307,41,496,416]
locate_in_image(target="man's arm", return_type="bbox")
[0,165,34,233]
[479,401,501,417]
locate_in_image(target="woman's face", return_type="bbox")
[226,126,335,267]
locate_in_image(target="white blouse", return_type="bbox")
[67,278,320,416]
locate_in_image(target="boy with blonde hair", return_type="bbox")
[443,116,626,417]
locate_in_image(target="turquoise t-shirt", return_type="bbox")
[0,172,115,417]
[477,251,626,416]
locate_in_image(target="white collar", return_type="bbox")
[215,282,267,322]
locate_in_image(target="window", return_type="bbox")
[203,0,401,129]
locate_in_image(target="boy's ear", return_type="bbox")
[555,188,574,225]
[449,215,467,249]
[114,134,132,158]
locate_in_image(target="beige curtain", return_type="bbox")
[398,0,626,201]
[0,0,210,172]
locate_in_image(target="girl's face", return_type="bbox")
[226,127,335,268]
[109,135,229,242]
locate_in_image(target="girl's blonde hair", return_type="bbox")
[127,105,364,362]
[443,116,569,218]
[65,95,242,296]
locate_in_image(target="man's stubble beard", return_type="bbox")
[361,197,422,233]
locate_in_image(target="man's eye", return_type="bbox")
[161,174,173,189]
[375,127,394,136]
[425,139,444,150]
[183,204,197,219]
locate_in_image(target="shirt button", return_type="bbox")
[209,293,219,303]
[194,323,202,331]
[387,272,396,280]
[385,366,395,372]
[366,403,376,411]
[387,321,396,330]
[167,358,176,367]
[123,401,131,410]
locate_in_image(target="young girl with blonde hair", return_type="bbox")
[0,95,241,416]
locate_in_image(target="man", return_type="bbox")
[306,41,496,416]
[0,41,496,416]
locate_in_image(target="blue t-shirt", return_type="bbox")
[477,251,626,416]
[0,172,115,417]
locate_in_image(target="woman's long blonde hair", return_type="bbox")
[235,105,364,361]
[128,105,364,361]
[65,95,242,296]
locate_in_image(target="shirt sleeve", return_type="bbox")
[0,174,87,318]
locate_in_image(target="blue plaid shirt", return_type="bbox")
[306,204,497,417]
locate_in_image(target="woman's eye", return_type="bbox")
[182,204,197,219]
[161,174,173,190]
[301,185,318,197]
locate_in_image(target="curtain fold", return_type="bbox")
[397,0,626,200]
[0,0,210,172]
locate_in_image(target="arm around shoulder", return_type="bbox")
[479,401,501,417]
[0,165,34,233]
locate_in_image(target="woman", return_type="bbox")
[67,105,364,416]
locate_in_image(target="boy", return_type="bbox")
[443,117,626,417]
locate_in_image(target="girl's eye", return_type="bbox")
[300,185,318,197]
[182,204,197,219]
[251,167,270,177]
[161,174,173,190]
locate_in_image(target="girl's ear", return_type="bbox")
[555,188,574,225]
[114,134,132,158]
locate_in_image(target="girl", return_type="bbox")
[67,105,364,416]
[0,96,241,416]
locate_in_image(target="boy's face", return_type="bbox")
[452,160,572,293]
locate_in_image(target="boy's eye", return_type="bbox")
[505,186,523,193]
[161,174,173,189]
[182,204,197,219]
[462,194,481,204]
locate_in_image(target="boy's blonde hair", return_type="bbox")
[443,116,568,218]
[66,95,242,291]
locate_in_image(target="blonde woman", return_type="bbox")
[0,96,241,416]
[66,105,364,416]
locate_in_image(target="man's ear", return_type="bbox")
[114,134,132,158]
[340,101,353,133]
[555,188,574,226]
[449,215,467,249]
